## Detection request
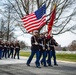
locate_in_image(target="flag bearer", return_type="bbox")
[48,36,58,66]
[40,32,50,66]
[26,30,41,68]
[39,33,47,67]
[43,32,52,66]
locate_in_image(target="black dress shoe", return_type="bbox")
[48,64,53,67]
[26,63,30,66]
[36,66,41,68]
[54,64,58,66]
[44,65,48,67]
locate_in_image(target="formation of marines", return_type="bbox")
[0,30,58,68]
[26,30,58,68]
[0,40,20,60]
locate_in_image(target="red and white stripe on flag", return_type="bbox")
[21,13,46,33]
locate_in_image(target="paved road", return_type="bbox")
[0,57,76,75]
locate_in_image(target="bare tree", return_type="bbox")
[2,0,76,35]
[0,3,16,41]
[19,41,27,49]
[0,19,5,39]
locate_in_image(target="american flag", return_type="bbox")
[21,4,46,33]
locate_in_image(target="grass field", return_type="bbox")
[56,53,76,62]
[20,51,31,57]
[20,51,76,62]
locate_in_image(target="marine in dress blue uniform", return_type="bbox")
[39,33,47,67]
[26,30,40,68]
[40,32,51,66]
[44,32,52,66]
[48,36,58,66]
[9,42,14,58]
[0,40,3,59]
[3,41,8,58]
[14,41,20,59]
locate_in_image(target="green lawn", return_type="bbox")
[20,51,31,57]
[56,53,76,62]
[20,51,76,62]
